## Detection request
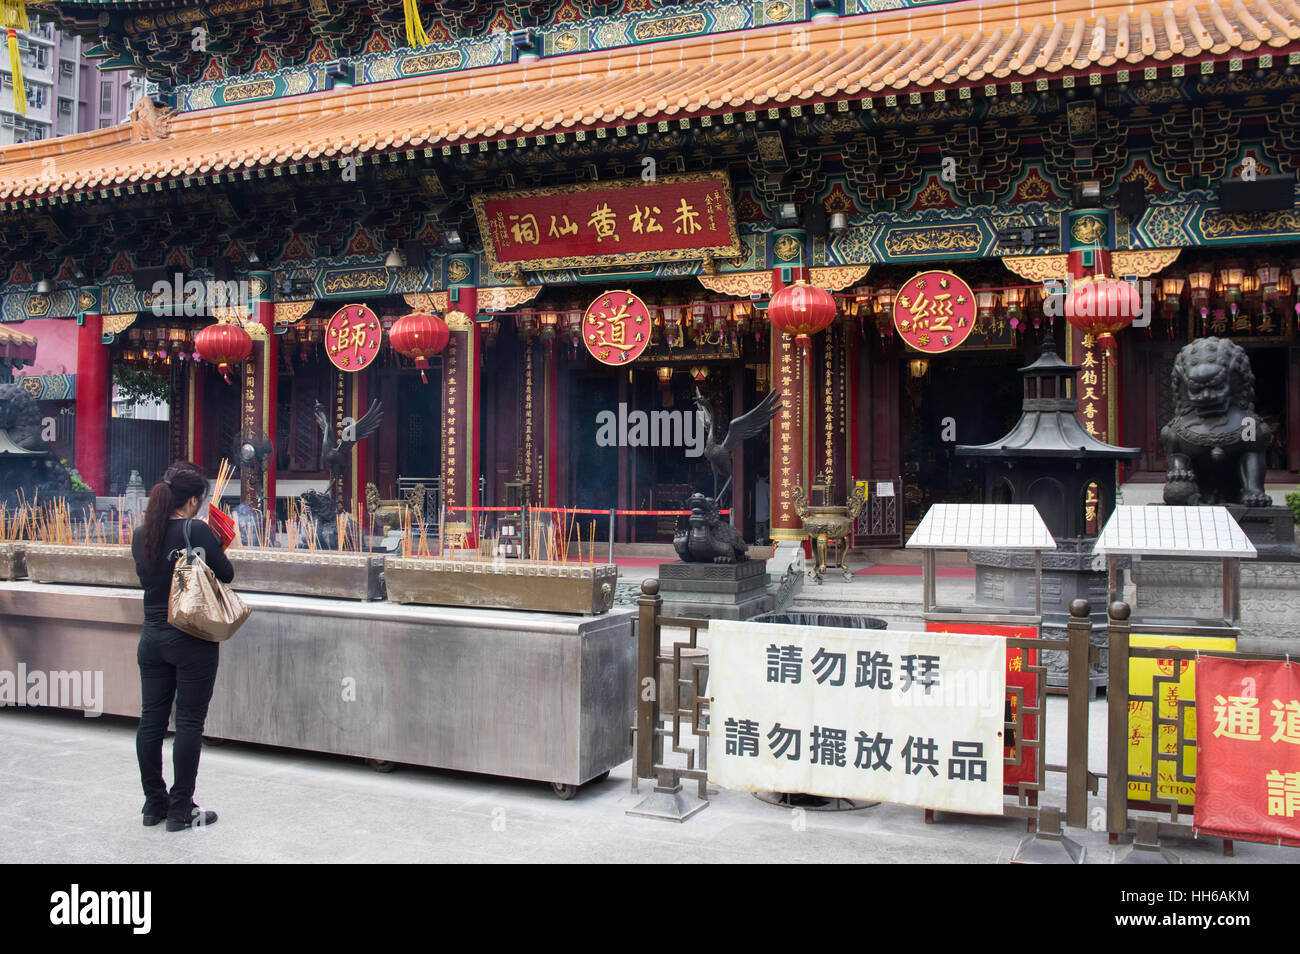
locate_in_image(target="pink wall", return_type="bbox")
[14,318,80,377]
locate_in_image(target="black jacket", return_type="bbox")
[132,519,235,625]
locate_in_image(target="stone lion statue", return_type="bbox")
[1161,336,1271,507]
[0,383,48,451]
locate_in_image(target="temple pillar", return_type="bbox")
[74,286,109,495]
[245,271,277,509]
[1064,211,1117,447]
[441,266,479,545]
[769,258,810,545]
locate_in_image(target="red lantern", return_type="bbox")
[767,280,837,350]
[1065,276,1142,365]
[195,322,253,384]
[389,312,449,383]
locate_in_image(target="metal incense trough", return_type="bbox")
[385,558,619,615]
[0,542,25,580]
[229,549,385,601]
[25,544,137,587]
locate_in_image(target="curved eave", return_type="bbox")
[955,410,1142,460]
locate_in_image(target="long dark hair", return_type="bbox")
[140,462,207,565]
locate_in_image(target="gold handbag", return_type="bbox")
[167,519,251,642]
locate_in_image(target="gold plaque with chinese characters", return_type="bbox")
[582,290,652,365]
[326,304,381,372]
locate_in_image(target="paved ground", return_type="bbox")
[2,555,1292,865]
[2,699,1296,864]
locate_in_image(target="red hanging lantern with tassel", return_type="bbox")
[389,311,449,383]
[766,280,837,350]
[194,322,253,384]
[1064,275,1141,365]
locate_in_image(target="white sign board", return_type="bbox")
[708,620,1006,814]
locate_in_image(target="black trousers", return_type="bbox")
[136,621,220,822]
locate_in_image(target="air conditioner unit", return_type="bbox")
[1,114,14,126]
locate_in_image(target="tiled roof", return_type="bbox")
[2,0,1298,204]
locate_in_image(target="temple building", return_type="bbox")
[2,0,1299,547]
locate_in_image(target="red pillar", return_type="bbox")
[442,281,479,545]
[769,259,809,548]
[75,302,109,495]
[251,271,277,508]
[188,362,204,469]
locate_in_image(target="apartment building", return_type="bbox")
[0,14,143,145]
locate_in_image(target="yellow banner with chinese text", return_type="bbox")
[1127,634,1236,807]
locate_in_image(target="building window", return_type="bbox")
[59,61,73,77]
[99,79,112,115]
[58,97,71,115]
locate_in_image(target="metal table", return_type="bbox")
[1093,505,1256,639]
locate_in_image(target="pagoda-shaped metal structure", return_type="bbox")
[956,335,1140,538]
[955,336,1141,689]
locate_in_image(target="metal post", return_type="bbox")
[1034,549,1043,619]
[1222,557,1241,627]
[1106,600,1132,837]
[635,578,662,780]
[609,508,615,565]
[520,502,528,561]
[1065,599,1091,830]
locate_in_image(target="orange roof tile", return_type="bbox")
[1,0,1297,204]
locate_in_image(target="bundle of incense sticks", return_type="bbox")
[211,458,236,503]
[0,504,30,542]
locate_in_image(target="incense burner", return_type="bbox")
[792,482,866,584]
[229,549,386,601]
[384,558,618,615]
[0,542,26,580]
[25,544,137,587]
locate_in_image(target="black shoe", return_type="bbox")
[142,813,165,827]
[166,808,218,832]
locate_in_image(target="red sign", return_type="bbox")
[473,173,741,272]
[583,290,652,365]
[926,621,1039,788]
[893,270,977,354]
[326,304,381,372]
[1195,657,1300,846]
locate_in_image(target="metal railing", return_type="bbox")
[628,581,1097,829]
[1105,601,1294,855]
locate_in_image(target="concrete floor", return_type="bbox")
[2,700,1296,864]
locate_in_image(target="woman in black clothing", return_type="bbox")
[131,461,235,832]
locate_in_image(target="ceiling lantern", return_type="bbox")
[194,322,253,384]
[388,312,450,383]
[767,280,837,350]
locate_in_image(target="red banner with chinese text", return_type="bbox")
[925,621,1038,788]
[473,173,740,272]
[1194,657,1300,846]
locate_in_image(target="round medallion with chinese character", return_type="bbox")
[892,270,977,354]
[326,304,382,372]
[582,290,652,365]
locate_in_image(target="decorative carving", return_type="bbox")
[444,309,472,331]
[130,97,176,142]
[1161,337,1271,507]
[480,286,542,310]
[809,266,869,291]
[273,301,315,325]
[1001,255,1068,283]
[102,313,138,335]
[697,271,772,297]
[1111,249,1181,278]
[884,225,982,257]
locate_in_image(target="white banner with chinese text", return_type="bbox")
[708,621,1006,814]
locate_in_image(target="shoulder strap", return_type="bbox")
[182,518,195,565]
